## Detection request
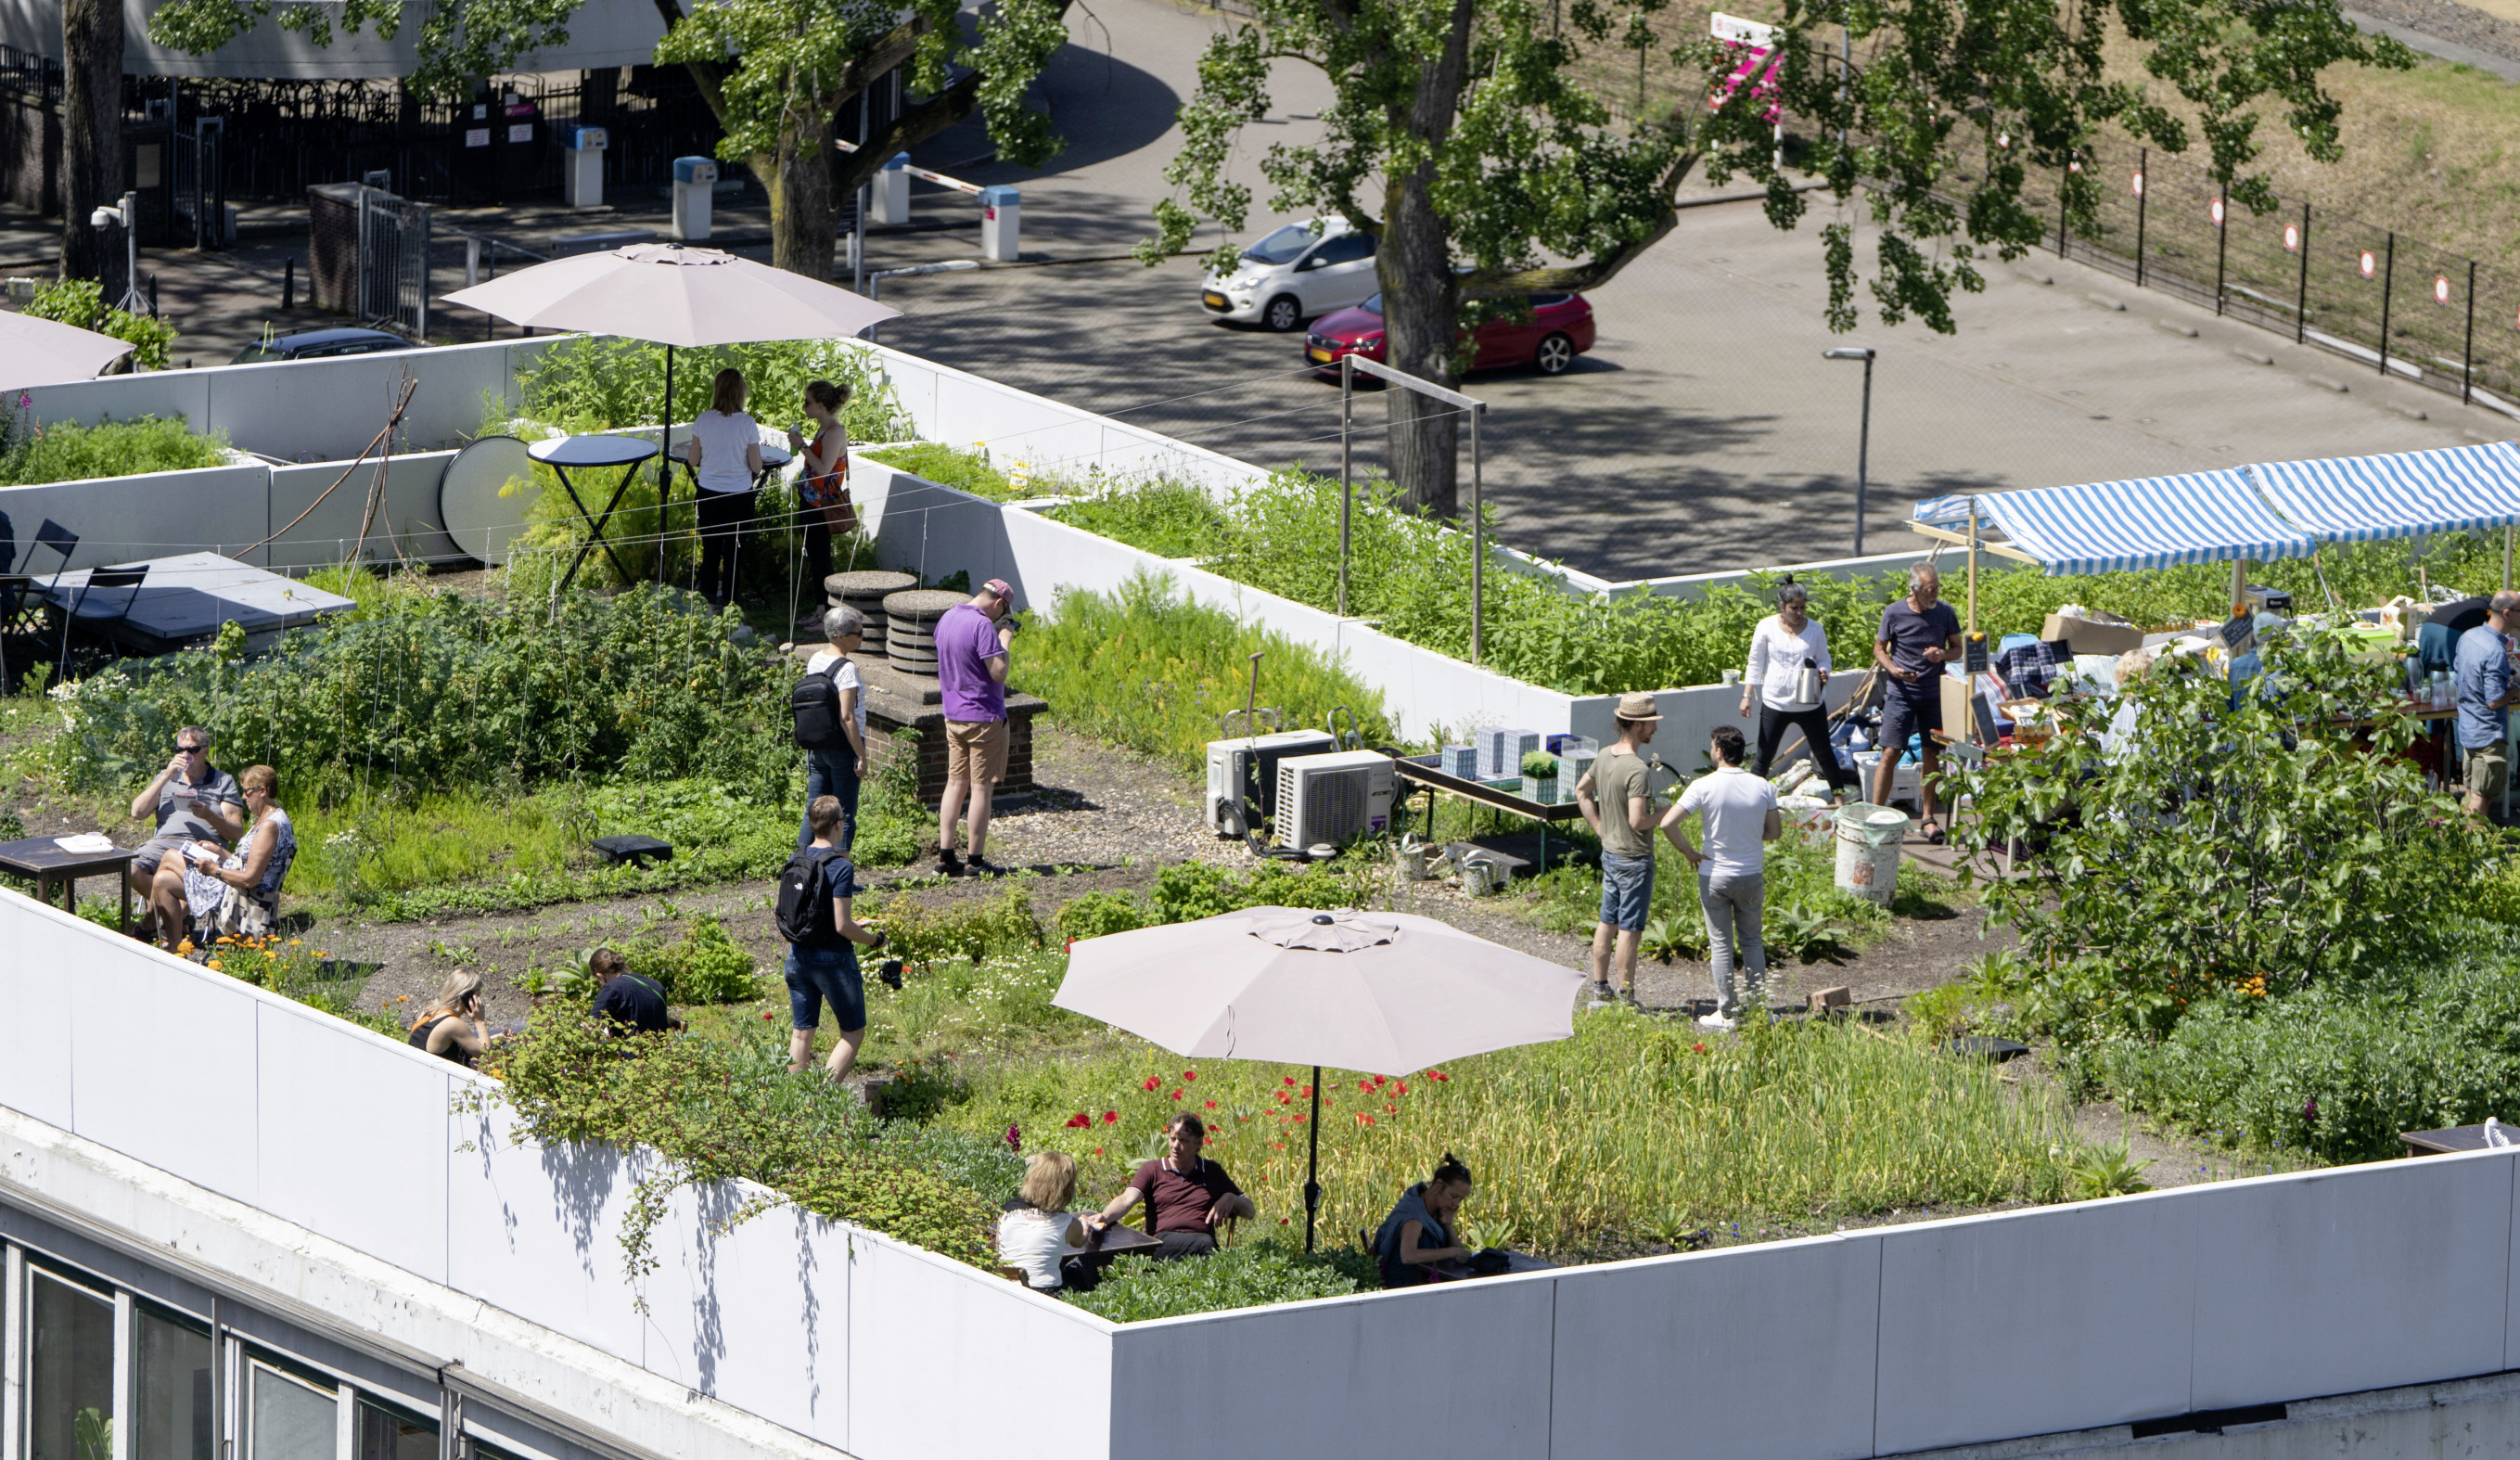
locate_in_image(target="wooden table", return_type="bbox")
[0,835,135,933]
[1388,751,1590,877]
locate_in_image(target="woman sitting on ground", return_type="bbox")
[1086,1112,1255,1259]
[175,763,297,943]
[1375,1152,1477,1288]
[997,1150,1095,1293]
[409,969,492,1069]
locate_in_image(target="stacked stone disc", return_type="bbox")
[825,570,916,657]
[880,589,969,675]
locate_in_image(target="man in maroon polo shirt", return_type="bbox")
[1085,1113,1256,1259]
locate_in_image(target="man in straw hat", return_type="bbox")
[1574,691,1663,1007]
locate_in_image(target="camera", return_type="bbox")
[877,958,906,990]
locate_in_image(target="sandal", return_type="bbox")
[1920,820,1946,845]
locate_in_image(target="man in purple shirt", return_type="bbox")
[934,578,1017,874]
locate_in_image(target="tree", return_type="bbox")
[147,0,1072,281]
[60,0,122,284]
[1145,0,2408,520]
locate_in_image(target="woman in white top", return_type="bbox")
[1740,581,1858,800]
[996,1150,1091,1292]
[685,367,764,607]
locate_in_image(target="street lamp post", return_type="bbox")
[1823,346,1875,557]
[866,259,981,341]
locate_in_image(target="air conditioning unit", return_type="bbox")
[1275,750,1396,850]
[1205,730,1337,834]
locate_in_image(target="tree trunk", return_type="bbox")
[60,0,122,282]
[767,109,838,281]
[1379,0,1477,520]
[1379,175,1460,520]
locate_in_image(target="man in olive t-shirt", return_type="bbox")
[1576,692,1663,1007]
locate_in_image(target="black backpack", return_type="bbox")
[791,660,848,750]
[774,848,838,944]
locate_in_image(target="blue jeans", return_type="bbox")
[799,748,862,852]
[1598,852,1654,932]
[786,942,865,1032]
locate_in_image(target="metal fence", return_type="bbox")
[2020,132,2520,414]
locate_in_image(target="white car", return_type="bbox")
[1200,219,1380,332]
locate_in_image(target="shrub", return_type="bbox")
[637,913,761,1004]
[516,335,912,442]
[1055,890,1150,942]
[861,442,1034,501]
[1958,630,2489,1049]
[1067,1239,1370,1322]
[27,278,178,372]
[0,409,224,486]
[1021,570,1398,776]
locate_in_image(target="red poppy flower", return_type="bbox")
[1395,1081,1408,1095]
[1357,1113,1376,1125]
[1692,1043,1708,1054]
[1141,1076,1161,1091]
[1294,1114,1308,1123]
[1298,1085,1312,1097]
[761,1012,774,1020]
[1103,1110,1119,1124]
[1170,1089,1183,1100]
[1283,1076,1297,1086]
[1385,1102,1396,1113]
[1357,1079,1374,1093]
[1426,1069,1449,1082]
[1065,1112,1091,1129]
[1204,1100,1218,1109]
[1275,1092,1290,1103]
[1093,1146,1104,1156]
[1183,1069,1197,1082]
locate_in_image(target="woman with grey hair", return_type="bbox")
[799,604,870,852]
[1741,582,1858,800]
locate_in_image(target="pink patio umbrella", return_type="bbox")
[0,310,135,391]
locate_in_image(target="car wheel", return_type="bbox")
[1534,332,1576,376]
[1263,295,1303,332]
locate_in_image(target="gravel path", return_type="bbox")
[2349,0,2520,61]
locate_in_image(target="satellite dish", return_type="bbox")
[439,434,536,567]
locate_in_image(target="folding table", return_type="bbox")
[532,434,660,595]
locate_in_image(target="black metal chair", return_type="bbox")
[57,562,147,677]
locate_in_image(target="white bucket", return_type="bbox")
[1834,803,1910,904]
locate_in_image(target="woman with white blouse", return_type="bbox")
[1740,581,1859,801]
[684,367,764,607]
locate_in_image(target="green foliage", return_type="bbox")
[877,885,1047,971]
[26,279,181,372]
[1956,630,2488,1049]
[1022,570,1398,776]
[2064,1141,2155,1200]
[1639,914,1705,962]
[1049,478,1226,559]
[0,411,224,487]
[1055,890,1152,942]
[516,335,912,442]
[47,584,791,807]
[1700,0,2412,335]
[633,912,761,1004]
[1068,1239,1370,1322]
[859,442,1055,502]
[482,1013,1001,1279]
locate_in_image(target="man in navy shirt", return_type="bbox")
[2454,591,2519,817]
[1873,564,1963,842]
[589,947,682,1037]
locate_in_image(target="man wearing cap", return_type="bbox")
[2454,590,2520,818]
[935,578,1018,874]
[1574,692,1662,1006]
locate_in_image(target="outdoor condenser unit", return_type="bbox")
[1274,750,1397,851]
[1205,730,1337,834]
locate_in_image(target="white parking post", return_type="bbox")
[980,186,1020,262]
[873,154,911,224]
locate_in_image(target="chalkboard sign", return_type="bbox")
[1964,633,1990,674]
[2220,614,2254,650]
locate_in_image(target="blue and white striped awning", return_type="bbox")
[1910,469,2319,576]
[2245,442,2520,544]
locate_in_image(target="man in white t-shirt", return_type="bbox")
[801,607,872,853]
[1661,724,1781,1031]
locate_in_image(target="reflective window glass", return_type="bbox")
[249,1364,338,1460]
[28,1270,115,1460]
[356,1400,436,1460]
[134,1308,214,1460]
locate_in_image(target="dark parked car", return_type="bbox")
[1304,293,1597,378]
[231,328,416,365]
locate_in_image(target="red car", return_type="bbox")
[1305,292,1597,378]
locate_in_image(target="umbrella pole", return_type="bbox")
[659,343,675,587]
[1304,1064,1323,1254]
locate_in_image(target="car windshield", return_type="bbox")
[1242,224,1320,266]
[231,345,280,364]
[1360,294,1384,315]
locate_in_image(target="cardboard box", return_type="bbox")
[2041,609,2146,656]
[1939,673,2002,745]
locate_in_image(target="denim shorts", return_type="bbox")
[786,942,865,1032]
[1598,852,1655,932]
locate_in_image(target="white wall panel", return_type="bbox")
[846,1236,1112,1460]
[1876,1196,2197,1454]
[64,924,259,1203]
[445,1121,651,1361]
[265,452,459,569]
[2191,1155,2514,1410]
[1111,1277,1554,1460]
[1551,1236,1881,1460]
[0,894,82,1126]
[252,1000,451,1282]
[0,466,271,570]
[640,1193,850,1447]
[21,373,212,437]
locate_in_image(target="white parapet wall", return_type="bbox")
[7,884,2520,1460]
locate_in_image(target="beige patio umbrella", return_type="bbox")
[1053,906,1585,1250]
[0,309,135,389]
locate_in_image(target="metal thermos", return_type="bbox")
[1794,658,1824,707]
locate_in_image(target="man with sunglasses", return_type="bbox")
[127,725,243,945]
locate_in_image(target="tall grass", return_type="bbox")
[947,1012,2079,1256]
[1023,570,1400,774]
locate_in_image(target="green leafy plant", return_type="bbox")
[1638,915,1702,963]
[860,442,1044,502]
[1054,890,1151,942]
[1763,903,1853,966]
[2065,1141,2155,1200]
[1067,1238,1370,1322]
[641,913,761,1004]
[29,277,180,371]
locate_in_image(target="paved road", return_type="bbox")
[6,0,2508,583]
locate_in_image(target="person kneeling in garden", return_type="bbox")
[1085,1112,1253,1259]
[1662,725,1779,1031]
[1375,1152,1477,1288]
[589,947,683,1039]
[779,795,887,1082]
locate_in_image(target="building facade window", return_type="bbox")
[25,1270,114,1460]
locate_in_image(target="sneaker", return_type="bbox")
[1620,987,1644,1010]
[937,848,965,876]
[966,853,1004,877]
[1585,980,1615,1006]
[1695,1012,1737,1031]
